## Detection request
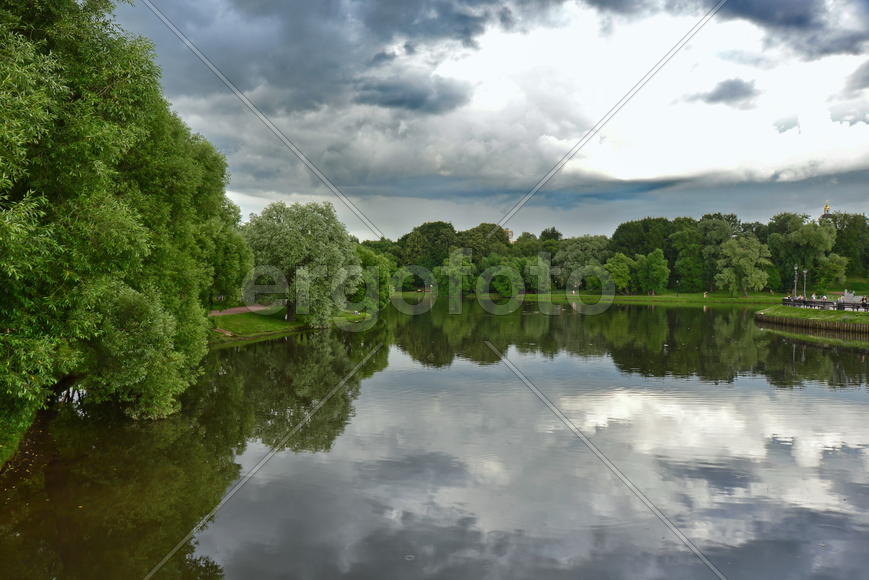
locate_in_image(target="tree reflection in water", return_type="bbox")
[389,301,869,387]
[0,329,386,579]
[0,303,866,579]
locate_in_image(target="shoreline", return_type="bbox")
[755,305,869,335]
[208,310,370,346]
[397,291,783,307]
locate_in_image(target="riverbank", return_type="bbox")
[209,307,369,346]
[534,292,781,306]
[397,291,783,306]
[756,305,869,334]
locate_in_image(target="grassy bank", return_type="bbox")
[209,308,369,346]
[755,304,869,339]
[757,304,869,324]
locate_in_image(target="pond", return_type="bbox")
[3,302,869,579]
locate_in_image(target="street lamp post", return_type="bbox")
[803,269,808,298]
[793,264,798,298]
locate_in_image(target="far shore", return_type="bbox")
[396,290,784,307]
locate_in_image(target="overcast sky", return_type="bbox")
[115,0,869,240]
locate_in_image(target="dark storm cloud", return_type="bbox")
[353,0,586,43]
[118,0,577,113]
[355,75,472,113]
[587,0,869,58]
[353,0,500,47]
[119,0,869,111]
[689,78,758,106]
[585,0,824,26]
[707,0,869,57]
[117,0,358,112]
[583,0,654,14]
[716,0,822,29]
[118,0,865,113]
[370,50,398,66]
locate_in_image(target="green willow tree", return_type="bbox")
[553,235,611,288]
[434,248,477,296]
[767,213,844,290]
[714,236,772,296]
[0,1,250,424]
[242,202,358,326]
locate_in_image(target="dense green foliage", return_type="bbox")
[456,222,510,264]
[826,212,869,276]
[634,249,670,295]
[398,221,459,270]
[434,248,477,298]
[363,209,864,298]
[604,253,634,294]
[242,202,359,326]
[350,244,394,314]
[715,236,772,296]
[0,1,251,424]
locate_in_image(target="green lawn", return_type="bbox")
[212,310,303,336]
[209,309,370,345]
[758,304,869,324]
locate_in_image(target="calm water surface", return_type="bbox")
[3,303,869,579]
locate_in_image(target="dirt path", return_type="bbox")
[208,304,272,317]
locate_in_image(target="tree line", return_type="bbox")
[360,211,866,298]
